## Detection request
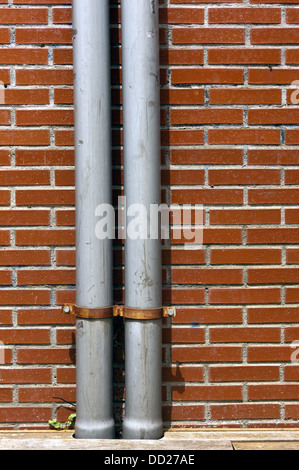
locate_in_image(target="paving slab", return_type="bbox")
[233,441,299,451]
[0,432,233,450]
[1,429,299,451]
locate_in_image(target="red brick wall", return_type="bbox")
[0,0,298,431]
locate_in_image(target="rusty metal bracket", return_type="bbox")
[113,305,176,320]
[62,304,113,319]
[63,304,176,321]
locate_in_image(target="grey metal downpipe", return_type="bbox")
[72,0,115,439]
[121,0,163,439]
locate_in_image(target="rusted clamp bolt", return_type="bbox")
[163,307,176,318]
[168,308,175,317]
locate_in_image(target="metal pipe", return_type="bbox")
[121,0,163,439]
[72,0,115,439]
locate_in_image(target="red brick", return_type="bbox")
[16,69,73,85]
[162,169,204,186]
[0,48,48,64]
[0,270,11,285]
[248,149,299,165]
[209,88,281,104]
[285,288,299,304]
[165,289,197,305]
[0,28,10,43]
[163,327,205,344]
[172,346,242,363]
[172,188,243,205]
[163,365,204,383]
[173,28,244,44]
[160,49,204,65]
[249,189,299,205]
[0,8,48,23]
[172,268,243,285]
[54,88,73,104]
[19,386,75,403]
[0,170,50,186]
[172,68,243,84]
[211,404,280,420]
[286,8,299,23]
[0,249,50,266]
[0,290,50,306]
[52,7,72,24]
[55,210,75,227]
[249,68,299,84]
[209,7,281,23]
[251,28,299,44]
[15,28,72,44]
[285,129,299,145]
[16,189,75,206]
[173,307,243,325]
[209,288,281,305]
[210,327,281,343]
[209,48,280,64]
[16,109,73,126]
[171,108,243,125]
[172,385,242,401]
[15,149,74,166]
[285,405,299,420]
[17,348,75,365]
[0,407,52,423]
[247,228,299,244]
[160,7,204,23]
[163,249,205,265]
[15,229,75,246]
[171,148,243,165]
[0,389,13,402]
[286,248,299,264]
[210,365,280,382]
[0,328,50,344]
[0,130,49,146]
[56,367,75,384]
[286,209,299,224]
[209,169,280,185]
[17,308,75,326]
[285,327,299,343]
[248,268,299,285]
[55,129,74,146]
[161,88,204,105]
[0,210,49,226]
[248,307,299,324]
[249,108,299,124]
[0,310,12,325]
[210,248,281,265]
[248,346,294,363]
[0,368,51,384]
[248,385,299,400]
[286,49,299,64]
[4,89,49,104]
[208,128,280,145]
[210,208,281,225]
[163,405,205,421]
[18,269,75,286]
[53,48,73,65]
[285,366,299,382]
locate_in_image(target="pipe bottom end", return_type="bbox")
[123,418,163,440]
[75,419,115,440]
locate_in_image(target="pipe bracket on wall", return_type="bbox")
[62,305,113,320]
[62,305,176,321]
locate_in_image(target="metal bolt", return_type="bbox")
[63,306,71,314]
[168,308,175,317]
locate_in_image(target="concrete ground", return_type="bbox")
[0,429,299,450]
